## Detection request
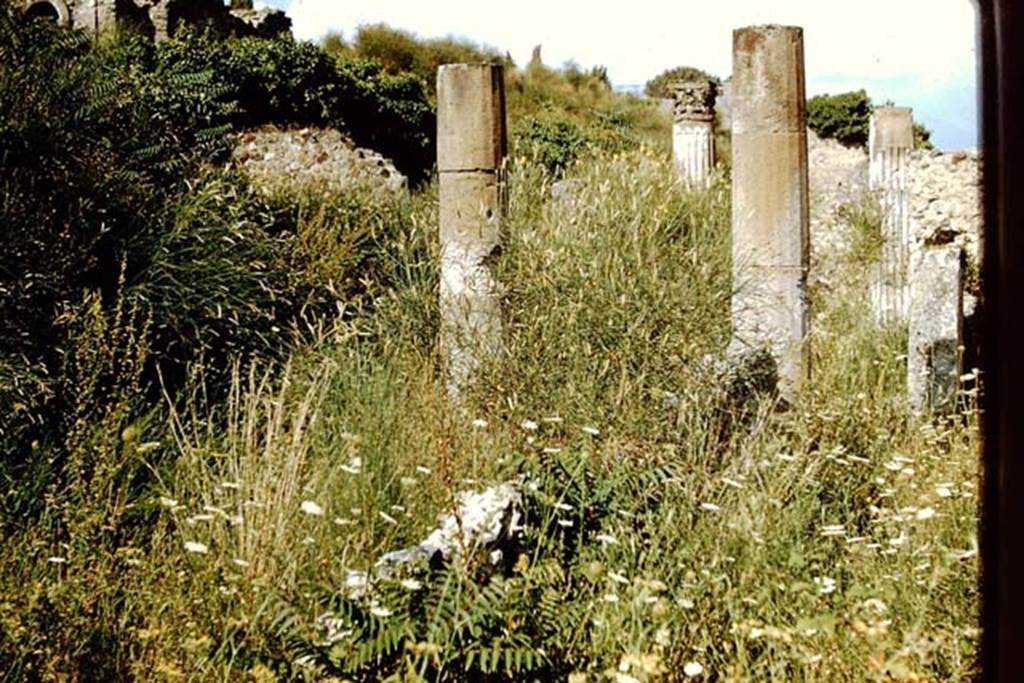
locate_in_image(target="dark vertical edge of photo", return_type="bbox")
[978,1,1024,681]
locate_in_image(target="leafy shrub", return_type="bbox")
[644,65,720,98]
[807,89,873,147]
[344,23,509,98]
[513,117,591,175]
[156,30,436,183]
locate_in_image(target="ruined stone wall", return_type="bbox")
[231,126,408,197]
[21,0,290,39]
[905,148,982,264]
[806,132,981,275]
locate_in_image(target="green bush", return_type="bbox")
[345,23,509,98]
[807,89,873,147]
[644,65,720,98]
[513,117,591,175]
[156,30,436,183]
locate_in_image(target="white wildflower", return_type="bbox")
[220,481,241,490]
[699,502,721,512]
[608,571,629,585]
[184,541,208,555]
[813,576,836,595]
[683,661,704,677]
[581,426,600,436]
[557,519,574,528]
[553,502,574,511]
[602,594,620,603]
[936,486,953,498]
[158,496,179,509]
[185,514,215,525]
[596,533,618,545]
[400,579,422,591]
[520,419,539,431]
[369,606,392,618]
[721,477,744,489]
[777,453,796,461]
[300,500,324,516]
[415,466,432,475]
[542,447,563,454]
[232,558,250,568]
[472,418,488,429]
[916,507,937,520]
[47,557,67,564]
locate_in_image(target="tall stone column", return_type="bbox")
[869,106,914,324]
[908,245,964,415]
[437,64,507,399]
[730,25,810,398]
[671,81,717,188]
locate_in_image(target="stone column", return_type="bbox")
[869,107,914,324]
[908,245,963,415]
[730,25,810,398]
[437,64,507,398]
[671,81,717,187]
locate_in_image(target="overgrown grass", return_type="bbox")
[11,149,969,680]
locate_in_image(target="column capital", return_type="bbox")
[670,80,718,123]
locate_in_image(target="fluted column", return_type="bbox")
[869,106,914,324]
[671,80,717,188]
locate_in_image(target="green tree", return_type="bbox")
[913,121,935,150]
[807,89,873,147]
[644,65,720,98]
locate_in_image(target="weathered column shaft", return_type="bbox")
[908,245,963,414]
[869,107,914,324]
[671,81,717,187]
[437,64,507,397]
[730,25,810,397]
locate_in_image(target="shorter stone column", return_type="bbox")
[671,81,718,188]
[869,107,914,324]
[730,25,811,398]
[437,64,507,399]
[908,245,964,415]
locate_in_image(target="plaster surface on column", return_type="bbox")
[671,81,717,188]
[730,25,810,398]
[437,64,507,398]
[869,107,914,324]
[908,245,963,415]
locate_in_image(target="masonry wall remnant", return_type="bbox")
[19,0,290,40]
[730,24,811,399]
[437,63,508,399]
[670,80,718,187]
[908,245,964,415]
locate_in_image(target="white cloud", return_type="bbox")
[283,0,979,148]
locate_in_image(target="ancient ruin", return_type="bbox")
[908,245,964,414]
[730,25,811,399]
[437,63,507,398]
[18,0,289,40]
[670,80,717,187]
[869,106,914,324]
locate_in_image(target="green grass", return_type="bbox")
[0,142,977,679]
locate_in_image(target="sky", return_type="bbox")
[259,0,979,150]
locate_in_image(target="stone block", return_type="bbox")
[908,245,964,414]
